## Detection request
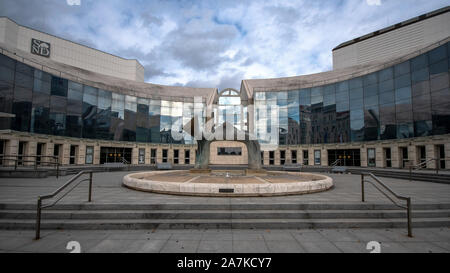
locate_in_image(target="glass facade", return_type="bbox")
[0,53,204,144]
[0,41,449,146]
[254,42,450,145]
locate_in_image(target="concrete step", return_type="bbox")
[1,209,449,220]
[1,203,450,211]
[0,217,448,230]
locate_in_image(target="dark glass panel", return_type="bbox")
[48,113,66,136]
[66,115,82,138]
[364,95,378,107]
[50,95,67,114]
[412,81,430,97]
[397,123,414,139]
[364,107,380,141]
[414,120,432,137]
[337,80,349,92]
[429,59,448,75]
[50,76,68,97]
[379,79,394,93]
[33,70,51,94]
[395,86,412,102]
[82,86,98,139]
[411,67,429,83]
[394,61,410,76]
[350,118,364,142]
[412,93,431,110]
[411,53,428,71]
[430,72,449,92]
[96,90,112,140]
[124,95,137,141]
[380,104,396,140]
[379,67,393,82]
[349,98,363,110]
[349,87,363,100]
[299,88,311,105]
[394,73,411,89]
[0,54,16,69]
[14,70,33,89]
[428,44,447,64]
[111,93,125,141]
[379,90,395,105]
[363,73,377,86]
[0,66,14,82]
[349,77,363,89]
[363,84,378,98]
[0,81,14,115]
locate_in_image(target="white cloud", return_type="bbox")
[366,0,381,6]
[66,0,81,6]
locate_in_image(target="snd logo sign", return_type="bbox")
[31,39,51,58]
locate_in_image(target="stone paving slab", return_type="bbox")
[0,172,449,204]
[0,228,448,253]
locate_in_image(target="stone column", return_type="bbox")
[78,144,86,165]
[132,147,139,165]
[157,147,162,163]
[321,147,328,166]
[93,145,100,165]
[360,147,367,167]
[376,147,383,167]
[275,150,280,166]
[308,148,315,166]
[61,143,71,165]
[426,144,436,169]
[25,141,37,167]
[5,139,18,167]
[145,146,151,165]
[391,146,400,168]
[445,143,450,170]
[408,145,417,166]
[286,148,292,164]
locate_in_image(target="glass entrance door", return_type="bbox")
[100,147,132,164]
[328,149,361,166]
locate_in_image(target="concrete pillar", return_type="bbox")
[145,147,151,165]
[78,144,86,165]
[376,147,383,167]
[61,143,70,165]
[179,148,185,165]
[391,146,400,168]
[190,148,196,165]
[157,147,162,163]
[275,150,280,166]
[5,139,18,166]
[25,141,37,166]
[360,148,367,167]
[321,147,327,166]
[93,145,100,165]
[426,144,436,169]
[408,145,417,166]
[132,147,139,165]
[286,148,292,164]
[308,148,315,166]
[445,143,450,170]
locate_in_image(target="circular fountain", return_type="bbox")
[123,170,333,197]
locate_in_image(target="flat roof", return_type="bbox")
[332,6,450,51]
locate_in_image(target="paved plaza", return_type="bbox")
[0,171,449,253]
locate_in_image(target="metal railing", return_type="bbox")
[0,155,60,178]
[408,157,449,174]
[35,171,93,240]
[361,172,412,237]
[331,159,344,167]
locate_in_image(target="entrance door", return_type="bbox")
[100,147,132,164]
[328,149,361,166]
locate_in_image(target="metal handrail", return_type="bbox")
[361,172,412,237]
[0,155,60,178]
[331,158,343,167]
[35,171,93,240]
[408,157,450,179]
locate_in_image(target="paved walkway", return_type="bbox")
[0,228,448,253]
[0,172,449,253]
[0,172,448,205]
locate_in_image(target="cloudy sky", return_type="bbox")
[0,0,448,90]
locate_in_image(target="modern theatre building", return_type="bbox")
[0,6,449,170]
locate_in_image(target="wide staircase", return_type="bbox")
[0,202,449,230]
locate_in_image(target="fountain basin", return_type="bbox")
[123,170,333,197]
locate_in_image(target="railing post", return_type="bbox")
[88,172,93,202]
[14,157,17,170]
[35,197,42,240]
[56,159,59,179]
[406,197,412,237]
[361,174,365,202]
